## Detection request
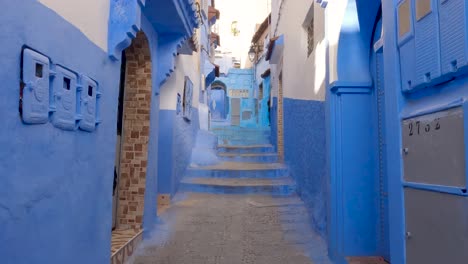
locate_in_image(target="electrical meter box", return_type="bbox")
[79,76,98,132]
[21,49,50,124]
[52,65,78,130]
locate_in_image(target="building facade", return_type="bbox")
[268,0,328,243]
[211,68,258,128]
[250,15,272,128]
[0,0,199,263]
[268,0,468,263]
[157,0,220,207]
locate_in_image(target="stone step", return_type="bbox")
[179,176,296,195]
[218,152,279,163]
[186,162,288,178]
[217,144,275,154]
[219,139,272,146]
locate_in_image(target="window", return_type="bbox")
[259,83,264,99]
[182,77,193,120]
[35,63,43,78]
[307,17,314,57]
[88,85,93,96]
[63,77,71,90]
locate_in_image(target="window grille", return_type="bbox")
[307,17,314,57]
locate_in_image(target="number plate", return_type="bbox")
[402,107,466,187]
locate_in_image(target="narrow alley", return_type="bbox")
[130,130,330,264]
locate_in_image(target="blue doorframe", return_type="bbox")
[371,13,390,261]
[327,1,387,263]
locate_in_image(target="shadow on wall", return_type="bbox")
[190,129,220,167]
[283,98,327,238]
[172,108,200,193]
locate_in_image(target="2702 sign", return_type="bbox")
[407,118,441,136]
[401,106,466,188]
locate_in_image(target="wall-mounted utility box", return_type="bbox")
[439,0,468,76]
[79,76,98,132]
[52,65,77,130]
[402,107,466,188]
[404,188,468,264]
[21,49,50,124]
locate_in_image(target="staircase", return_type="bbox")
[181,135,296,196]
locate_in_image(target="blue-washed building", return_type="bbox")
[268,0,468,263]
[0,0,199,263]
[250,14,272,128]
[211,68,258,127]
[3,0,468,263]
[268,0,328,242]
[157,0,220,207]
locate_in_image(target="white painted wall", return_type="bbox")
[159,51,201,111]
[326,0,352,84]
[214,49,235,74]
[269,0,327,101]
[38,0,109,51]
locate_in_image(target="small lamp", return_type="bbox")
[248,45,256,62]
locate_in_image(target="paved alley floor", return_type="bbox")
[130,192,332,264]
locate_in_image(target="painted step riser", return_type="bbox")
[186,169,289,178]
[219,140,272,146]
[217,147,275,154]
[179,183,297,196]
[218,156,279,163]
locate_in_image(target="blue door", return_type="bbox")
[210,89,226,120]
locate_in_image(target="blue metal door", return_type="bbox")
[210,89,226,120]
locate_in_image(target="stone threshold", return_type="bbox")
[346,256,389,264]
[111,229,143,264]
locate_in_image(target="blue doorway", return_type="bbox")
[327,2,390,263]
[210,89,227,120]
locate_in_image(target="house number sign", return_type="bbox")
[402,106,466,188]
[407,117,441,136]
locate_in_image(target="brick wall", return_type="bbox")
[117,32,152,230]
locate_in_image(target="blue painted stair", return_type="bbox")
[182,143,295,196]
[218,152,279,163]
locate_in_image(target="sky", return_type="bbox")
[215,0,271,68]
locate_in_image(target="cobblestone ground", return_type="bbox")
[130,192,332,264]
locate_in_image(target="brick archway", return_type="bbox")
[116,31,152,230]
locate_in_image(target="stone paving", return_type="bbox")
[130,192,332,264]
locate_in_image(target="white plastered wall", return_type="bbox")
[159,29,202,112]
[38,0,110,51]
[326,0,350,84]
[269,0,327,102]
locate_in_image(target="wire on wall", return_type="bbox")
[273,0,285,37]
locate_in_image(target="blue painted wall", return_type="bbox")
[173,108,200,192]
[326,1,387,263]
[0,1,120,263]
[270,97,278,150]
[157,108,199,196]
[214,68,259,127]
[283,98,327,238]
[140,14,161,237]
[259,76,271,127]
[157,110,176,195]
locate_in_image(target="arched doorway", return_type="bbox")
[113,31,153,232]
[327,1,389,262]
[209,80,228,120]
